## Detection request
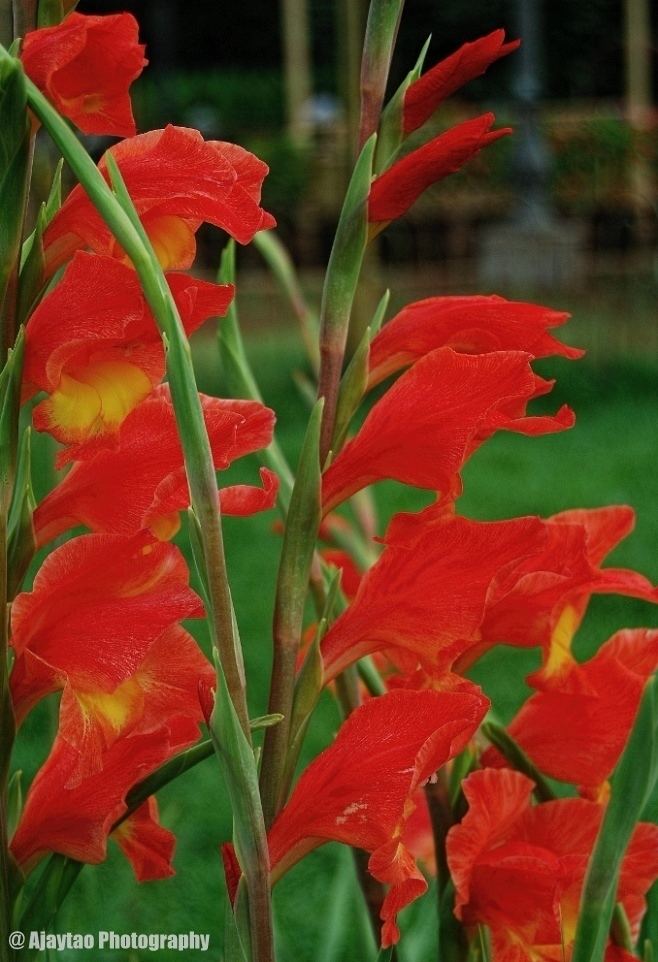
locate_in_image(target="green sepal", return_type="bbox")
[375,35,431,173]
[249,713,284,731]
[333,324,371,451]
[18,160,64,323]
[319,133,376,352]
[0,328,25,514]
[37,0,79,28]
[7,426,35,598]
[0,53,30,335]
[572,675,658,962]
[221,878,250,962]
[333,287,389,450]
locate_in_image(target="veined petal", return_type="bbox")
[33,387,276,545]
[322,348,573,512]
[268,689,487,945]
[368,294,581,389]
[44,126,276,273]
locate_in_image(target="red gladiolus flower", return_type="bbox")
[24,252,233,463]
[319,513,546,683]
[403,31,520,135]
[10,533,204,725]
[43,125,276,274]
[474,506,658,675]
[33,386,278,546]
[267,689,488,946]
[322,347,574,513]
[446,769,658,961]
[482,629,658,798]
[21,12,146,137]
[113,798,175,882]
[12,729,180,875]
[367,294,583,389]
[368,114,511,226]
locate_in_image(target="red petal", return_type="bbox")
[320,512,545,681]
[369,115,511,224]
[368,294,581,388]
[322,348,571,512]
[10,533,203,720]
[22,12,146,137]
[44,126,275,273]
[113,798,176,881]
[403,31,520,135]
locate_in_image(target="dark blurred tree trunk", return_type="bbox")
[281,0,312,146]
[0,0,12,46]
[624,0,654,243]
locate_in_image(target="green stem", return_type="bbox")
[358,0,406,149]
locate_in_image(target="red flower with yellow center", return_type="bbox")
[21,12,147,137]
[43,125,276,275]
[446,769,658,961]
[10,532,204,726]
[482,629,658,798]
[33,386,278,545]
[24,251,234,463]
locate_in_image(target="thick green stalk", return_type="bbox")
[358,0,406,149]
[259,402,323,826]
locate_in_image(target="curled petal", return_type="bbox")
[44,126,276,273]
[368,294,581,389]
[22,12,146,137]
[113,798,176,882]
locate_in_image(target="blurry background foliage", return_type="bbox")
[15,0,658,959]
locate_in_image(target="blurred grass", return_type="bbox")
[12,322,658,961]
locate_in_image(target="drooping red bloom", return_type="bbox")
[24,252,233,462]
[322,347,574,513]
[403,31,520,135]
[367,294,582,389]
[319,513,548,682]
[43,126,276,274]
[482,629,658,798]
[446,769,658,961]
[10,533,204,725]
[21,12,147,137]
[11,728,180,875]
[267,689,488,946]
[113,798,175,882]
[473,506,658,675]
[33,386,278,546]
[368,115,511,225]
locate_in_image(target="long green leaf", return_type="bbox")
[572,675,658,962]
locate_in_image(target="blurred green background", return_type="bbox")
[14,0,658,958]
